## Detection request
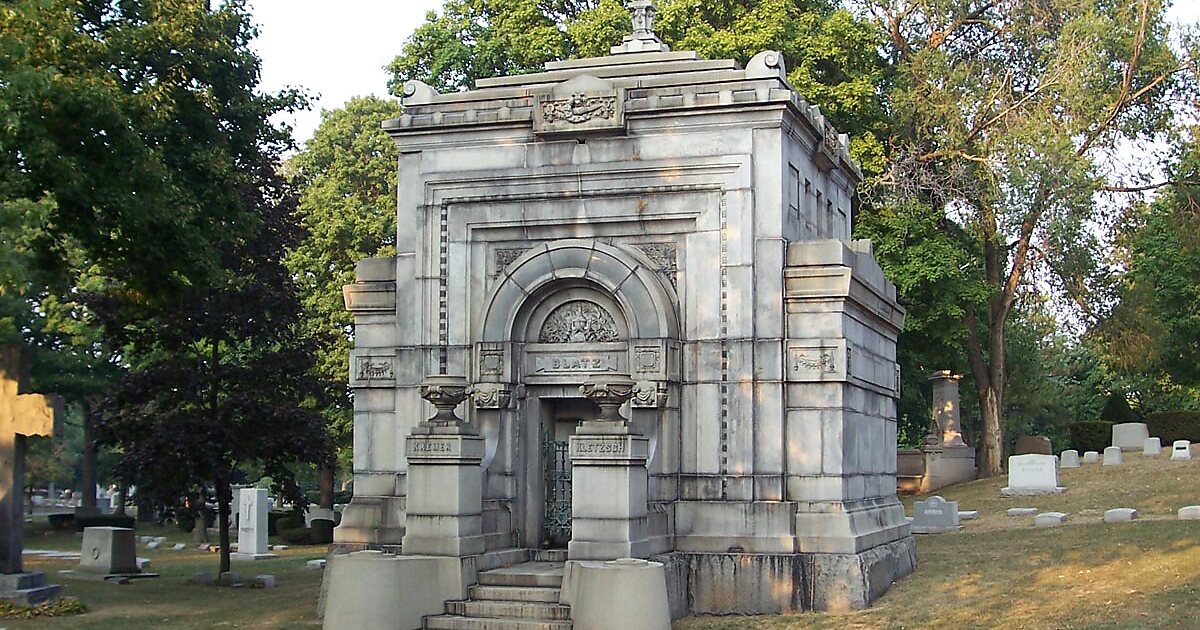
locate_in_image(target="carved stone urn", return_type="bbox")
[579,373,636,425]
[418,375,473,432]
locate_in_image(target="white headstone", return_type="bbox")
[1171,440,1192,461]
[959,510,979,521]
[1082,451,1101,464]
[1111,422,1149,451]
[1034,512,1068,527]
[1104,508,1138,523]
[1001,454,1065,496]
[1102,446,1123,466]
[912,496,961,534]
[1143,437,1162,456]
[233,488,276,560]
[305,558,327,571]
[1179,506,1200,520]
[1060,450,1080,468]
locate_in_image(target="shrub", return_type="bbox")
[1069,421,1113,452]
[46,513,74,530]
[1100,391,1136,424]
[1144,411,1200,443]
[280,527,315,545]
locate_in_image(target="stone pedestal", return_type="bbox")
[401,375,486,557]
[401,433,486,556]
[232,488,276,561]
[561,558,671,630]
[569,432,651,560]
[75,527,144,577]
[929,371,966,447]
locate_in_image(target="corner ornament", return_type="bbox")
[471,383,512,410]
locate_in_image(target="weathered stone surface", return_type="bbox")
[1060,450,1080,468]
[561,558,670,630]
[1111,422,1149,451]
[76,527,140,576]
[1104,508,1138,523]
[1015,435,1053,455]
[959,510,979,521]
[1007,508,1038,516]
[1143,437,1162,456]
[1171,440,1192,461]
[1082,451,1101,464]
[1034,512,1068,527]
[1002,454,1065,496]
[1103,446,1124,466]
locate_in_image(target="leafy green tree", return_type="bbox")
[861,0,1197,476]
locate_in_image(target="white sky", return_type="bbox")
[251,1,1200,148]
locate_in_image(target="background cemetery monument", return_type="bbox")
[327,1,914,619]
[897,371,976,493]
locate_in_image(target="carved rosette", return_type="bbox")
[418,375,472,428]
[580,373,636,423]
[631,381,668,409]
[471,383,512,410]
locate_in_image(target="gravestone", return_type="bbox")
[1179,506,1200,520]
[1143,437,1162,456]
[0,345,65,605]
[1103,508,1138,523]
[1171,440,1192,461]
[1082,451,1101,464]
[1001,454,1065,496]
[1103,446,1123,466]
[1060,450,1080,468]
[75,527,157,580]
[232,488,276,560]
[911,496,961,534]
[1111,422,1149,451]
[1007,508,1037,516]
[1014,435,1053,455]
[1034,512,1068,527]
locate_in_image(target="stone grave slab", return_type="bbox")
[1104,508,1138,523]
[1082,451,1101,464]
[1171,440,1192,461]
[1034,512,1068,527]
[1060,450,1080,468]
[1112,422,1149,451]
[912,496,961,534]
[1007,508,1038,516]
[1143,437,1162,456]
[1103,446,1123,466]
[1001,454,1065,496]
[1179,506,1200,520]
[1015,435,1052,455]
[959,510,979,521]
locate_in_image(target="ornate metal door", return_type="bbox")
[541,435,572,546]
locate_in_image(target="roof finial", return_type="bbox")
[611,0,670,55]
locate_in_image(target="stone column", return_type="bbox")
[929,371,966,447]
[568,374,651,560]
[402,375,486,557]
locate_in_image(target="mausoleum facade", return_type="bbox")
[332,6,914,616]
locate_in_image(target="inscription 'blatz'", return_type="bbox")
[533,354,617,373]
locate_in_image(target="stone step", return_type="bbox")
[424,615,571,630]
[447,600,571,621]
[477,562,564,588]
[0,572,47,591]
[477,547,530,572]
[468,585,561,603]
[0,584,62,607]
[483,531,517,550]
[530,549,567,563]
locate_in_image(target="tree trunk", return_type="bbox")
[79,398,98,515]
[216,476,232,575]
[979,384,1004,476]
[115,484,127,516]
[193,496,210,543]
[312,460,336,544]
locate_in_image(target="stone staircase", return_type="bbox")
[425,551,571,630]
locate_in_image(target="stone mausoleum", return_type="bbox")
[325,3,914,626]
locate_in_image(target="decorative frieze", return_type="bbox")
[539,301,620,343]
[352,355,396,387]
[493,248,529,276]
[785,339,849,382]
[542,94,617,125]
[631,381,668,408]
[471,383,512,409]
[635,242,678,287]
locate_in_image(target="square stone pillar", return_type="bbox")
[401,376,486,557]
[568,374,651,560]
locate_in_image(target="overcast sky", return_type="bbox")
[250,1,1200,148]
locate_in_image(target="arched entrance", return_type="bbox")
[473,239,680,549]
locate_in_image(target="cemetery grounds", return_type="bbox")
[4,452,1197,629]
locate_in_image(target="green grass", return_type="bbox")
[5,523,324,629]
[7,453,1198,629]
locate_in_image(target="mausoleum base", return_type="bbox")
[321,551,476,630]
[333,493,406,546]
[653,536,916,615]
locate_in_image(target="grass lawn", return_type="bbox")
[5,452,1197,629]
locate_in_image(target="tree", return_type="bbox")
[97,161,331,574]
[861,0,1198,476]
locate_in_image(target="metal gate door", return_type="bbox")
[541,436,571,546]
